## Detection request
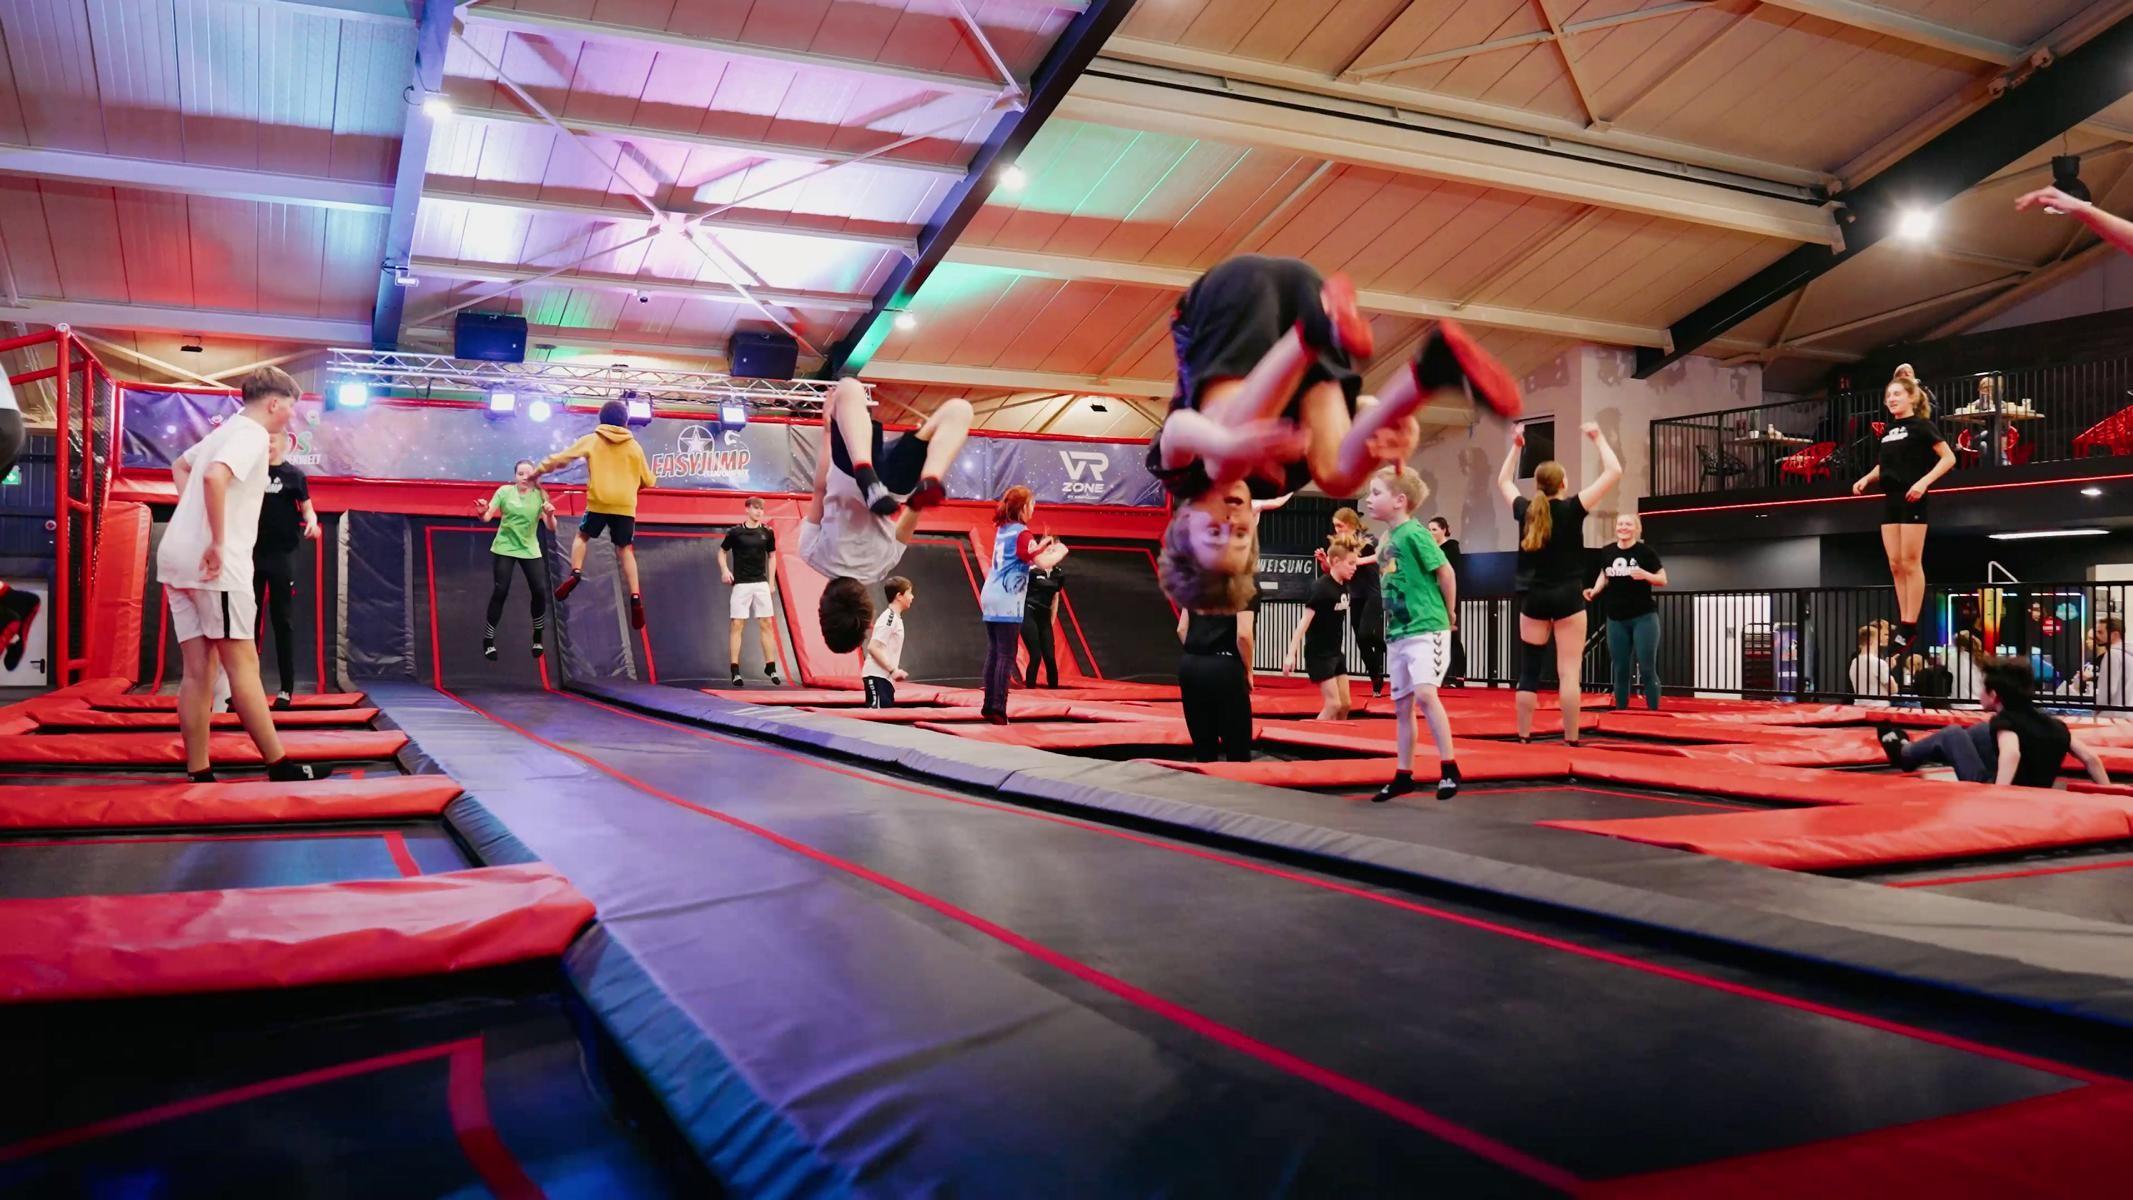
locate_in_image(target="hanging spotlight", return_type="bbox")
[625,396,653,424]
[526,398,553,423]
[721,402,747,427]
[2048,155,2091,213]
[421,93,453,121]
[893,312,917,332]
[487,390,517,415]
[391,263,420,289]
[332,382,370,410]
[999,164,1027,191]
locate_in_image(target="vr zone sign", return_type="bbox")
[1058,449,1112,497]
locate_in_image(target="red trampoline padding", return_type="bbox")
[1541,797,2133,870]
[1568,751,1897,806]
[0,730,407,766]
[29,706,381,731]
[0,777,461,830]
[1158,745,1571,786]
[91,691,368,711]
[0,864,594,1003]
[922,719,1240,749]
[1668,733,1889,768]
[1582,1083,2133,1200]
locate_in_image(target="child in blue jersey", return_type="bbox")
[978,486,1068,723]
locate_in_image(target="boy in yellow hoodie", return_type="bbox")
[535,399,658,628]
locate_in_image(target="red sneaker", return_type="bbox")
[554,572,581,602]
[906,477,947,510]
[629,595,647,630]
[1432,320,1521,418]
[1318,272,1373,359]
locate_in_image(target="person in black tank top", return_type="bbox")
[1497,422,1621,746]
[1850,364,1954,658]
[1176,600,1255,762]
[1331,506,1385,696]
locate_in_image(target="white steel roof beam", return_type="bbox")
[418,184,919,255]
[0,145,394,212]
[859,361,1172,398]
[449,106,967,179]
[1059,74,1837,245]
[942,245,1674,349]
[1094,40,1834,192]
[1756,0,2024,65]
[457,8,1002,96]
[0,299,372,343]
[408,258,876,312]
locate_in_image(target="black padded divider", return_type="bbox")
[631,528,787,687]
[894,537,986,686]
[551,517,633,687]
[1052,543,1175,683]
[346,512,415,681]
[417,521,549,690]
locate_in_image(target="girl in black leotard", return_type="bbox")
[1496,422,1621,746]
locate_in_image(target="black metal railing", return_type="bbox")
[1255,579,2133,711]
[1651,354,2133,498]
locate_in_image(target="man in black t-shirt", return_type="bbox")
[720,497,782,687]
[253,433,317,707]
[1427,516,1464,685]
[1021,564,1066,688]
[1878,660,2110,787]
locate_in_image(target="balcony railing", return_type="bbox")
[1650,354,2133,498]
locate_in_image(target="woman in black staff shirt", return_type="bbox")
[1021,563,1066,688]
[1497,421,1621,744]
[1584,514,1666,711]
[1851,364,1954,658]
[255,432,319,708]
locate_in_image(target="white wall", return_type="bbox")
[1973,253,2133,332]
[1407,346,1765,552]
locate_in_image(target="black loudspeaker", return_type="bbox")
[730,331,798,380]
[454,313,528,363]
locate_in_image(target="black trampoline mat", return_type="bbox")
[0,823,468,898]
[0,967,693,1199]
[139,517,332,695]
[1326,783,1763,823]
[450,688,2133,1183]
[1867,851,2133,925]
[633,527,787,687]
[1052,543,1176,683]
[893,537,988,686]
[421,522,553,690]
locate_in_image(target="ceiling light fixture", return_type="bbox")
[2082,486,2104,497]
[1988,528,2108,541]
[999,164,1027,190]
[894,312,918,332]
[2048,155,2091,213]
[420,93,453,121]
[1896,208,1937,241]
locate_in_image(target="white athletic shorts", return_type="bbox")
[1388,631,1451,699]
[729,581,775,619]
[168,586,257,643]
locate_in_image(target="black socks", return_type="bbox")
[265,758,333,783]
[1437,760,1461,800]
[1372,772,1414,803]
[188,768,216,784]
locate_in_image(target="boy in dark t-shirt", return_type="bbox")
[1877,660,2110,787]
[254,433,317,707]
[720,497,782,687]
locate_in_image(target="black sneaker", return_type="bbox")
[731,672,745,688]
[1437,761,1462,800]
[1876,723,1909,769]
[1371,772,1415,803]
[272,693,292,711]
[265,758,333,783]
[531,638,544,658]
[0,588,40,672]
[483,637,497,661]
[766,666,783,686]
[188,768,216,784]
[861,478,902,517]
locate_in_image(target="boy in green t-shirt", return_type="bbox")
[476,459,558,660]
[1365,466,1460,801]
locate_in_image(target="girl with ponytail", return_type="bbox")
[1496,421,1622,744]
[1851,363,1954,656]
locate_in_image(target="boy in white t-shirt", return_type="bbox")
[157,367,330,783]
[806,376,971,655]
[861,576,915,708]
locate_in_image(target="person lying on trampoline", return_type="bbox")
[1877,660,2111,789]
[1150,254,1521,614]
[157,367,331,784]
[538,399,657,629]
[807,377,973,654]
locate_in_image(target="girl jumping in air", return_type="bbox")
[476,459,558,660]
[1851,364,1954,658]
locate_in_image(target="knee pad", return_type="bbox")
[1518,639,1548,692]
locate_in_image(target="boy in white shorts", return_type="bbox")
[1364,467,1459,802]
[720,496,782,687]
[156,367,331,783]
[804,377,972,654]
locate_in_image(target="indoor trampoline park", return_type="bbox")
[8,1,2133,1196]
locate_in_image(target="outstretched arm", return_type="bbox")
[1497,427,1524,505]
[2017,187,2133,258]
[1576,423,1622,511]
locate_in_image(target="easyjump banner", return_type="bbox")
[120,389,1164,507]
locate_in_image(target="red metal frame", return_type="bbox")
[8,329,117,687]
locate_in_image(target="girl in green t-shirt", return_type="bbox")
[475,460,558,660]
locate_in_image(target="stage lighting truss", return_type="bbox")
[324,348,861,415]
